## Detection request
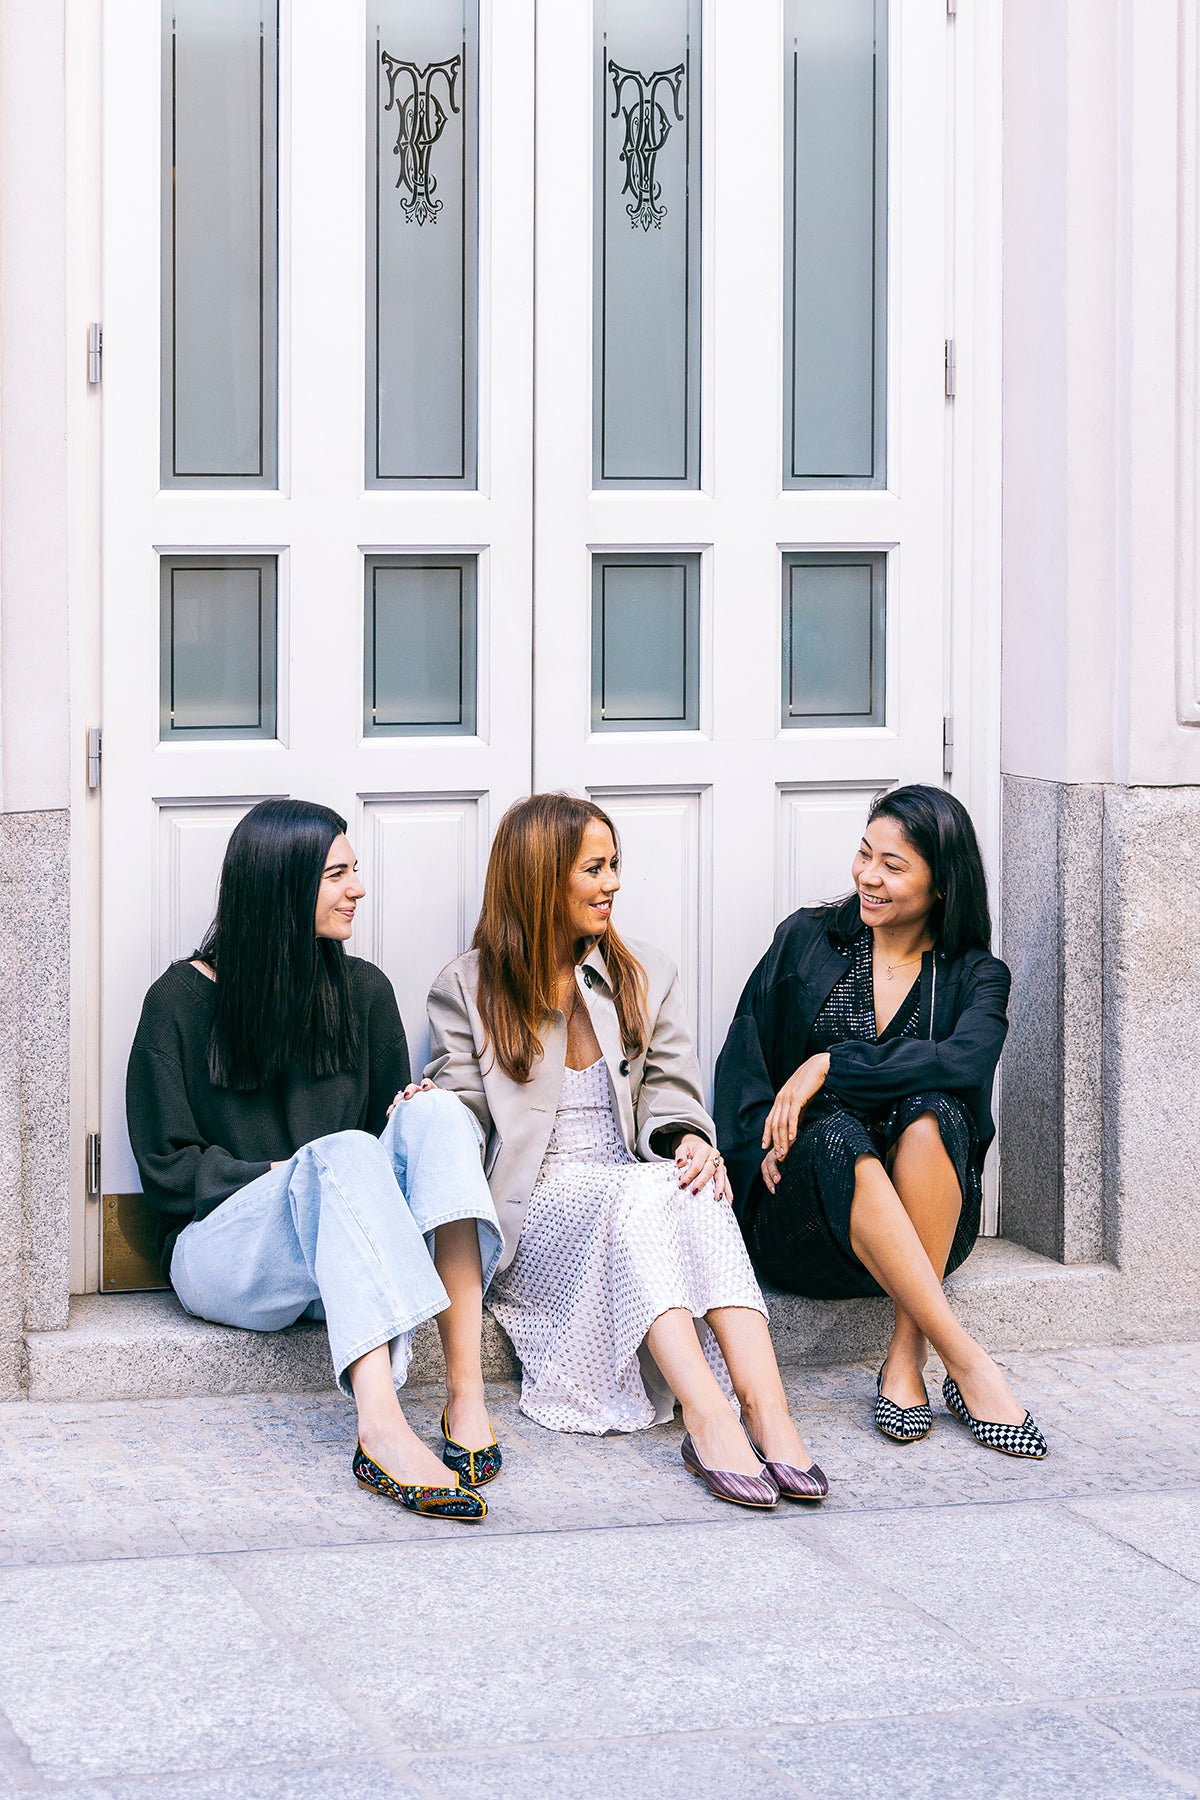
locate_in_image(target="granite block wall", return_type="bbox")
[1003,776,1200,1338]
[1000,776,1105,1263]
[0,808,71,1394]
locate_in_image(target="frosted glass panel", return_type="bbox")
[783,553,885,727]
[594,0,701,487]
[784,0,886,487]
[368,0,478,486]
[160,558,277,738]
[365,556,477,735]
[161,1,278,486]
[592,555,699,730]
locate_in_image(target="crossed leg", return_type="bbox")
[849,1114,1026,1426]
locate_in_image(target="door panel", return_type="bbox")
[534,0,948,1068]
[96,0,954,1277]
[101,0,533,1210]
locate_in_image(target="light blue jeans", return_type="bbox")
[170,1089,502,1397]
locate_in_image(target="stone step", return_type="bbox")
[23,1237,1122,1404]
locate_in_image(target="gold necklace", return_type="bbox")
[882,953,924,983]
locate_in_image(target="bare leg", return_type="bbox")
[644,1308,762,1475]
[349,1342,454,1486]
[706,1305,814,1467]
[432,1219,492,1447]
[881,1114,963,1407]
[849,1155,1026,1425]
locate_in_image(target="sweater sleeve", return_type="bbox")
[125,1032,269,1223]
[825,959,1011,1109]
[360,966,411,1136]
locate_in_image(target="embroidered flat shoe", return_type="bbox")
[744,1433,828,1501]
[680,1432,778,1510]
[440,1405,502,1487]
[353,1443,488,1519]
[941,1376,1049,1460]
[874,1365,934,1443]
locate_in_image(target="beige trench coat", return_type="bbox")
[424,938,716,1270]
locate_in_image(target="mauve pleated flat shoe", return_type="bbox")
[679,1432,778,1510]
[746,1438,829,1502]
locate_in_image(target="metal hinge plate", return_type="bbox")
[944,338,956,398]
[86,1132,101,1198]
[87,323,103,386]
[87,726,102,791]
[943,715,955,777]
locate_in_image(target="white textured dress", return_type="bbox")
[487,1056,768,1434]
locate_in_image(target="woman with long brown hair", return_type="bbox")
[424,793,824,1509]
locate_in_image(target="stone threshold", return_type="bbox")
[22,1237,1124,1404]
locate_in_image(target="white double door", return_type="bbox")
[98,1,951,1250]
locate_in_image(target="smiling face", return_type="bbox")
[851,814,938,936]
[314,833,366,939]
[565,819,620,946]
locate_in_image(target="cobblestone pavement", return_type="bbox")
[0,1342,1197,1796]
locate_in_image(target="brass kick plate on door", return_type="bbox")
[101,1195,169,1292]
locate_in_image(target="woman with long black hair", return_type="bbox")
[715,785,1048,1459]
[126,798,503,1519]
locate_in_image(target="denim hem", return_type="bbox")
[420,1207,504,1291]
[332,1296,445,1400]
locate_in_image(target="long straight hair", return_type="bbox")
[472,793,648,1084]
[824,784,992,961]
[196,798,360,1090]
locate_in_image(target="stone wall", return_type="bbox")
[1002,776,1200,1339]
[0,809,71,1395]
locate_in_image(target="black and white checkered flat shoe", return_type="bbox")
[942,1376,1048,1459]
[874,1365,933,1443]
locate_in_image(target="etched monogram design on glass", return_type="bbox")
[608,60,685,231]
[380,50,462,225]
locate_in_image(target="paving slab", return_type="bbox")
[224,1526,1022,1751]
[0,1559,362,1783]
[1067,1489,1200,1584]
[2,1343,1200,1567]
[0,1341,1195,1796]
[1089,1698,1200,1787]
[812,1500,1200,1699]
[410,1736,808,1799]
[760,1706,1196,1799]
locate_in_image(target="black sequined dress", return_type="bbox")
[746,928,980,1300]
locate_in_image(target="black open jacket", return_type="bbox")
[713,904,1011,1237]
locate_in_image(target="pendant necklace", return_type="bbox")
[882,953,924,983]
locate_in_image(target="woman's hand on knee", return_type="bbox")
[760,1146,783,1193]
[674,1133,732,1202]
[762,1053,830,1160]
[386,1078,436,1116]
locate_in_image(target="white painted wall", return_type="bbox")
[1002,0,1200,788]
[0,0,73,814]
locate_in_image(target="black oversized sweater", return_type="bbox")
[713,907,1011,1236]
[126,958,411,1279]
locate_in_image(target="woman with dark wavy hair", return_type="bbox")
[715,785,1048,1460]
[126,798,503,1520]
[426,793,825,1510]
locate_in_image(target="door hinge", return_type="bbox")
[86,1132,101,1199]
[87,322,103,386]
[943,715,955,777]
[944,338,956,398]
[87,726,102,791]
